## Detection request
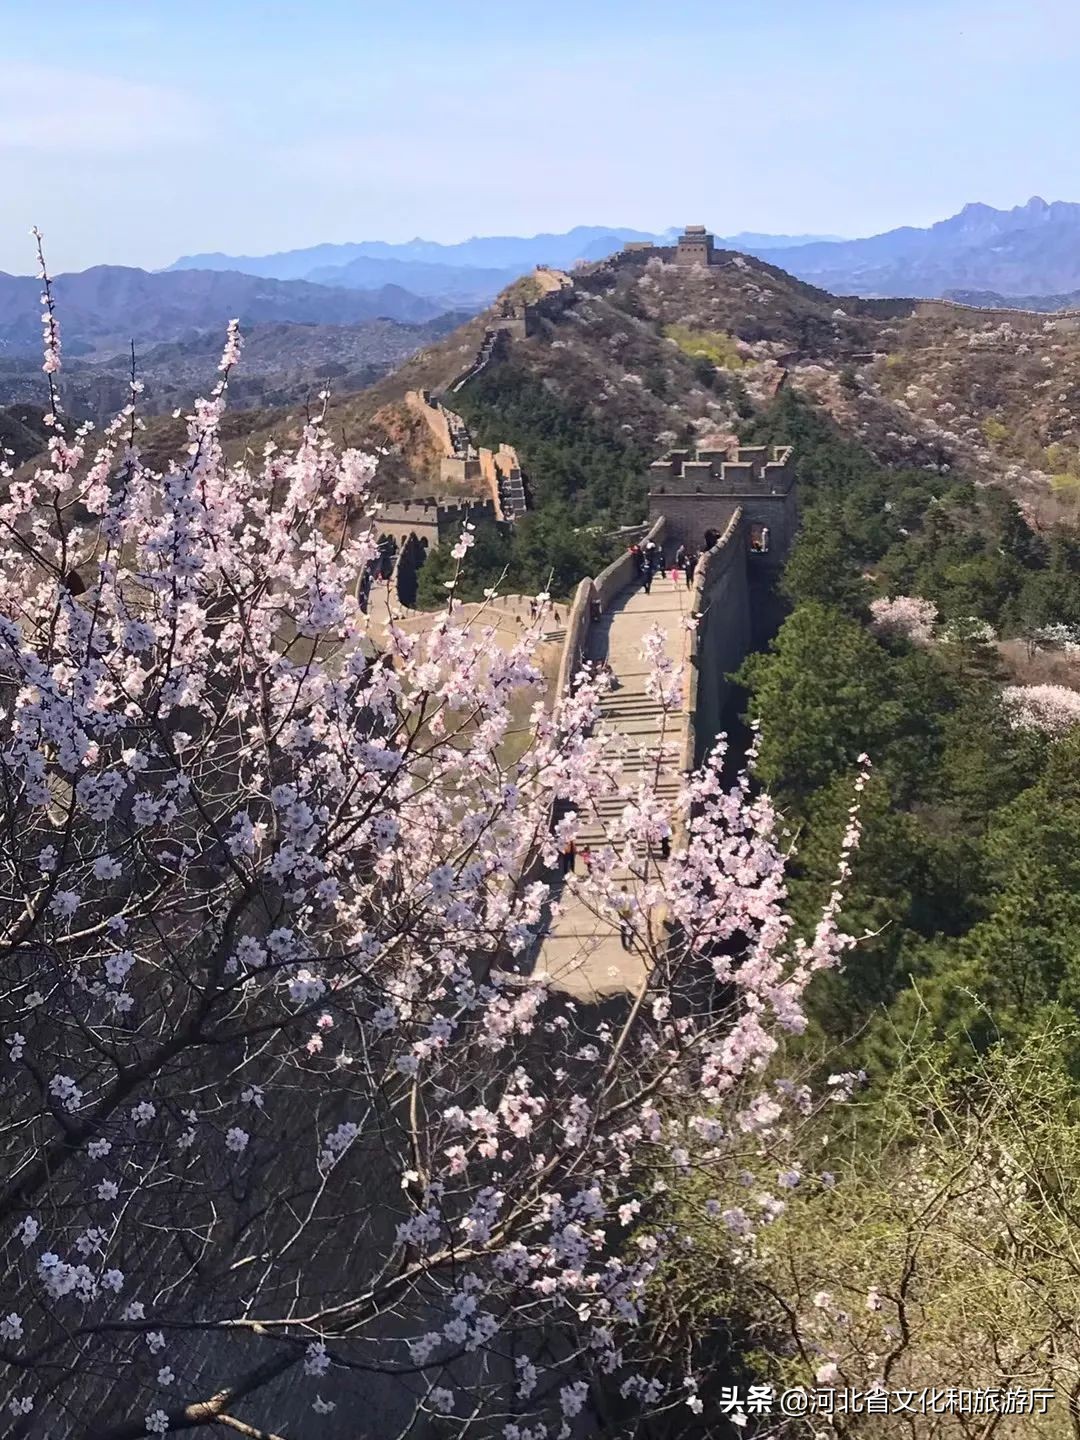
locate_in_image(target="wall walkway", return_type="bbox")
[533,530,696,999]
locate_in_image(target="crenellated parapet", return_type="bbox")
[647,441,794,494]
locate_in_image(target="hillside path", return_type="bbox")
[531,568,691,998]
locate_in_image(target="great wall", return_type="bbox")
[532,435,798,997]
[368,234,802,1001]
[369,218,1021,611]
[368,225,1080,999]
[366,227,766,606]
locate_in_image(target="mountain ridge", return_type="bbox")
[164,227,846,303]
[0,265,445,358]
[165,202,1080,306]
[755,197,1080,298]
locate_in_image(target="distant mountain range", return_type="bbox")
[0,314,463,424]
[14,200,1080,421]
[0,266,444,358]
[167,227,845,306]
[752,198,1080,299]
[169,203,1080,308]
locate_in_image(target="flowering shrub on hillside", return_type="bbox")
[1002,683,1080,735]
[0,242,863,1438]
[869,594,939,645]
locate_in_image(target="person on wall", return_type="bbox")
[640,549,653,594]
[614,887,635,950]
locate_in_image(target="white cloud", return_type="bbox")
[0,61,210,153]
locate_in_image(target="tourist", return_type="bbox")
[683,552,696,588]
[559,838,576,876]
[614,887,634,950]
[640,552,653,594]
[580,845,594,875]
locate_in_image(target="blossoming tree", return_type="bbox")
[0,245,860,1438]
[1002,683,1080,736]
[868,595,938,647]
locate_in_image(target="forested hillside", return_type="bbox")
[649,387,1080,1427]
[10,235,1080,1436]
[739,389,1080,1061]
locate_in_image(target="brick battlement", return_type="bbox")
[648,441,794,496]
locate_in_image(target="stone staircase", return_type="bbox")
[531,572,691,997]
[497,466,529,521]
[575,678,682,856]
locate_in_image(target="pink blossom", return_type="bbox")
[869,594,938,644]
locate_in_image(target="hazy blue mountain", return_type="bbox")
[304,255,522,308]
[167,228,668,281]
[0,266,444,358]
[166,226,847,301]
[724,231,845,249]
[750,198,1080,298]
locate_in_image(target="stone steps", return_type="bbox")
[532,567,691,997]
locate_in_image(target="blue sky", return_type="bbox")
[3,0,1079,274]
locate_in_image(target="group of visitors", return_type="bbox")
[556,843,673,952]
[629,537,663,594]
[628,538,697,592]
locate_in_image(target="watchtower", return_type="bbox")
[646,440,797,570]
[674,225,716,267]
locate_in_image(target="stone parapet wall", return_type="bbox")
[678,507,748,775]
[556,578,595,702]
[375,497,498,551]
[913,298,1080,330]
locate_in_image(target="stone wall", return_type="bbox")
[375,497,497,551]
[439,454,484,486]
[556,577,594,702]
[647,492,741,555]
[681,507,751,770]
[914,298,1080,331]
